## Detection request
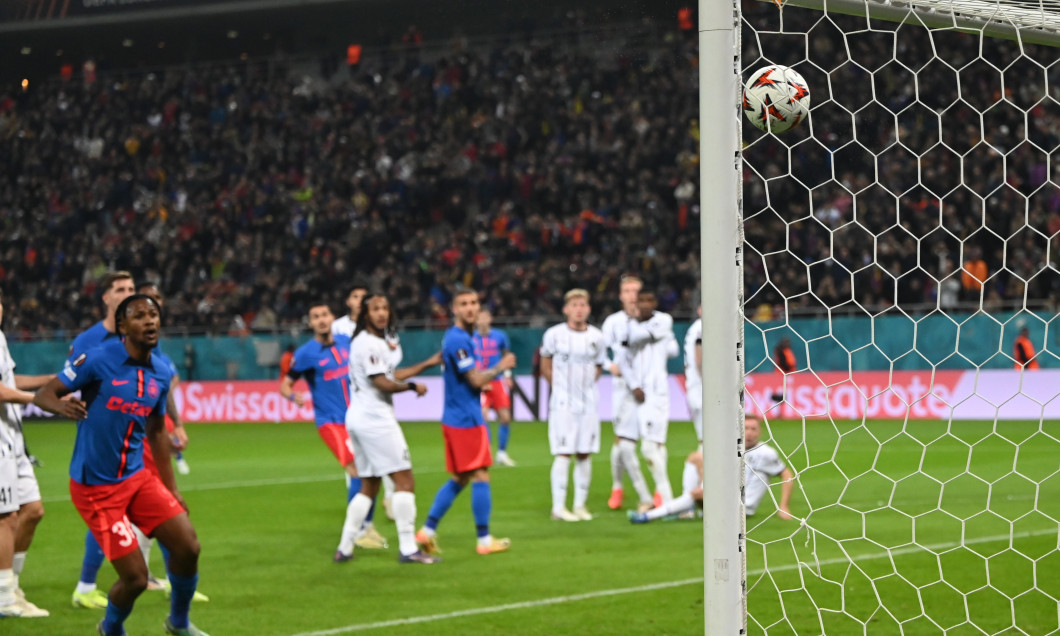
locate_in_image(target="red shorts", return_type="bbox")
[70,470,184,560]
[480,379,511,411]
[441,424,492,475]
[318,423,355,467]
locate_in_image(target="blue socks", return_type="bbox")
[471,482,492,538]
[159,541,172,572]
[81,531,105,584]
[347,477,361,504]
[497,424,511,452]
[425,479,465,531]
[102,599,132,635]
[168,572,199,629]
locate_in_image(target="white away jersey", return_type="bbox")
[601,310,632,371]
[349,331,403,419]
[540,323,608,414]
[331,315,356,338]
[619,311,677,396]
[745,442,787,515]
[684,318,702,393]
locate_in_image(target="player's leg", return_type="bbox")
[493,377,516,465]
[467,466,509,554]
[642,439,673,504]
[548,410,577,520]
[381,474,396,521]
[132,473,207,636]
[690,405,703,450]
[417,424,472,551]
[639,402,673,506]
[72,530,109,609]
[573,414,602,520]
[608,439,625,509]
[0,508,18,617]
[390,469,437,564]
[336,476,381,561]
[627,460,703,523]
[12,447,47,616]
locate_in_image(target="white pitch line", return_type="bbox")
[289,527,1059,636]
[39,462,553,504]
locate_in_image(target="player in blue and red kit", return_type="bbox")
[35,294,210,636]
[66,271,139,610]
[473,309,517,466]
[279,301,387,551]
[416,289,516,555]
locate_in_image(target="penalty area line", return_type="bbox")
[288,527,1059,636]
[287,577,703,636]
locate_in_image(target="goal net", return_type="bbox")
[717,0,1060,633]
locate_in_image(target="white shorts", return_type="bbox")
[549,410,601,456]
[347,416,412,478]
[637,398,670,444]
[0,432,40,514]
[682,461,702,495]
[611,385,640,441]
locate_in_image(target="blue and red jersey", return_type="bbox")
[59,338,173,486]
[288,334,351,427]
[472,329,509,371]
[66,320,119,369]
[442,325,485,429]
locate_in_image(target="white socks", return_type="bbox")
[383,475,396,500]
[647,493,697,520]
[391,491,417,556]
[573,457,592,510]
[642,440,673,502]
[551,456,572,512]
[0,569,14,607]
[619,439,653,503]
[610,444,624,490]
[338,493,374,555]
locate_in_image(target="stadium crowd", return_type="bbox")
[1,2,1058,339]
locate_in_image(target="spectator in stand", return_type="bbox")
[1014,326,1039,370]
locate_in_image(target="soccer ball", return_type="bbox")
[743,65,810,134]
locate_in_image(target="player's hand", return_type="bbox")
[632,388,646,403]
[498,352,517,371]
[292,392,306,407]
[777,506,794,521]
[171,426,189,451]
[503,376,514,389]
[425,351,443,367]
[413,384,428,397]
[609,363,621,376]
[56,396,88,420]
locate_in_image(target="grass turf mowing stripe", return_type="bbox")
[288,527,1058,635]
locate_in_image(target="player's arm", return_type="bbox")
[371,373,427,397]
[619,352,644,402]
[14,373,54,391]
[147,410,186,509]
[167,373,187,450]
[540,355,553,385]
[694,339,702,376]
[465,352,516,389]
[0,382,36,405]
[279,373,306,406]
[625,319,654,347]
[32,377,88,421]
[394,351,443,381]
[776,466,795,520]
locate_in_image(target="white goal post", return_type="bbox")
[702,0,1060,633]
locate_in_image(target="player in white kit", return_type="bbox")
[683,306,703,447]
[620,289,679,506]
[336,293,443,564]
[540,290,609,522]
[601,275,653,512]
[331,283,400,520]
[629,415,794,522]
[0,290,51,618]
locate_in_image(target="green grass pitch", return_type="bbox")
[6,418,1058,635]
